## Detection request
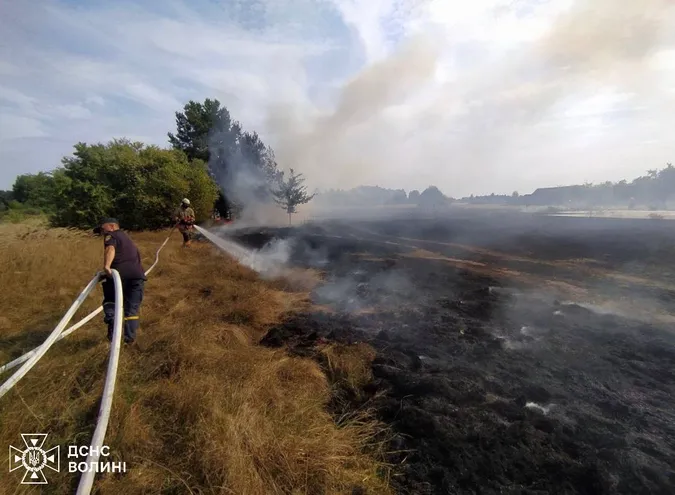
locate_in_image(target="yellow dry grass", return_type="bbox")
[0,222,392,494]
[320,344,377,394]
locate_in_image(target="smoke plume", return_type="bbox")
[266,0,675,197]
[269,33,440,191]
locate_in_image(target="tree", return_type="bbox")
[12,172,60,211]
[271,169,315,225]
[418,186,449,207]
[0,190,12,211]
[168,98,235,162]
[168,98,281,219]
[49,139,219,230]
[212,129,282,216]
[390,189,408,204]
[408,190,420,203]
[169,99,239,217]
[655,163,675,206]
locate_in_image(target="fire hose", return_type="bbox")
[0,228,176,493]
[76,268,123,494]
[0,273,107,399]
[0,230,174,376]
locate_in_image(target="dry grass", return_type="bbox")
[0,223,392,494]
[319,344,377,394]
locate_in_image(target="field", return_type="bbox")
[225,210,675,495]
[2,211,674,494]
[0,220,391,494]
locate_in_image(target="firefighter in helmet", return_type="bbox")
[174,198,196,247]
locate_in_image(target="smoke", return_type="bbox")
[525,401,555,415]
[265,0,675,197]
[195,225,293,278]
[418,0,675,179]
[540,0,671,71]
[207,122,292,227]
[472,0,674,126]
[204,222,420,315]
[314,266,415,313]
[269,33,440,191]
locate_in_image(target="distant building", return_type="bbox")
[522,185,589,206]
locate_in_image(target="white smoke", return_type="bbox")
[525,401,555,415]
[266,0,675,196]
[195,225,292,278]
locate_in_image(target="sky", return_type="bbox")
[1,0,675,197]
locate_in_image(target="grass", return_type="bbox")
[0,222,392,494]
[320,344,376,393]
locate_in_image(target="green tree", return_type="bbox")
[655,163,675,206]
[50,139,219,230]
[168,98,237,162]
[168,98,280,218]
[271,169,315,225]
[12,172,59,210]
[0,190,14,211]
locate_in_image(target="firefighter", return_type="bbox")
[174,198,196,247]
[97,218,146,345]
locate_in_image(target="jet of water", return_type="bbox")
[195,225,291,278]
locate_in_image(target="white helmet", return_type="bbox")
[182,198,190,205]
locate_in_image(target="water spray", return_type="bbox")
[194,225,291,278]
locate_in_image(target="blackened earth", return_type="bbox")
[223,211,675,495]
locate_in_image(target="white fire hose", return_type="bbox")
[0,273,106,399]
[0,230,175,494]
[76,268,124,495]
[0,232,172,375]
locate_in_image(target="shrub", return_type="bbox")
[49,139,219,230]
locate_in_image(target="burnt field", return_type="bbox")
[222,212,675,495]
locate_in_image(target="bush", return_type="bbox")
[0,201,46,224]
[12,173,59,211]
[49,139,219,230]
[0,209,25,224]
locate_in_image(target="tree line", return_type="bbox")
[461,164,675,209]
[315,185,453,208]
[1,98,314,229]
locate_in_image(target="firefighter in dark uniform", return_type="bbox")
[96,218,146,345]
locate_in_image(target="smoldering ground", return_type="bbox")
[211,222,422,315]
[221,212,675,494]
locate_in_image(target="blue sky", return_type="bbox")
[1,0,675,196]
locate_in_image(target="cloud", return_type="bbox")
[0,0,338,186]
[85,96,106,107]
[0,0,674,197]
[0,115,48,141]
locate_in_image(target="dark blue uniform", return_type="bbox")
[102,230,146,343]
